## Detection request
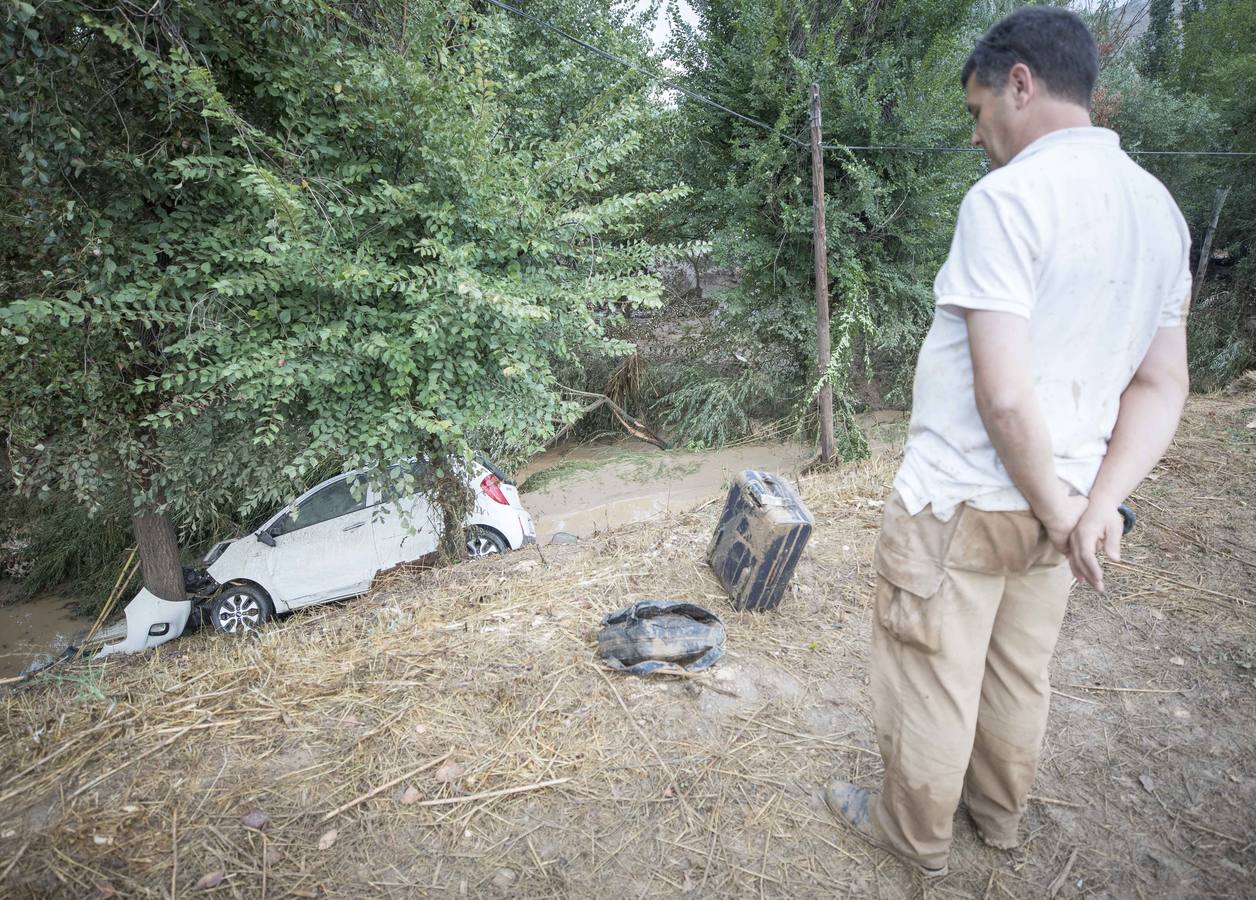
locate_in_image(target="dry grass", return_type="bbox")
[0,389,1253,898]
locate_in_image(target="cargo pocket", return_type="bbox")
[873,547,946,655]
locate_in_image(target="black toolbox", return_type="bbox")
[707,470,814,611]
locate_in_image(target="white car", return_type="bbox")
[98,458,535,655]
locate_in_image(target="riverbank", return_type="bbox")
[0,386,1251,897]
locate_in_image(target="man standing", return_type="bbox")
[824,7,1192,878]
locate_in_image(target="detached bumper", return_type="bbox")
[96,589,192,657]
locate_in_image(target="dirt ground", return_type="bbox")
[0,385,1252,899]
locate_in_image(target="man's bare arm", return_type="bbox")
[1068,325,1189,591]
[963,309,1085,549]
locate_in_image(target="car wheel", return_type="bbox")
[465,526,507,559]
[209,585,272,635]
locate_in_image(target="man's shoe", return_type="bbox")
[823,780,949,879]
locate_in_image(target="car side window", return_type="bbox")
[271,477,368,536]
[379,461,430,503]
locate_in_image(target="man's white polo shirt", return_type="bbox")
[894,127,1192,520]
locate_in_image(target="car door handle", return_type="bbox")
[342,522,364,532]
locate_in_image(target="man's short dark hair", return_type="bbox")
[961,7,1099,108]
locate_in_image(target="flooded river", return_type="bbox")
[514,410,907,545]
[516,440,813,544]
[0,583,85,679]
[0,412,908,678]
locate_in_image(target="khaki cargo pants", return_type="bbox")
[869,493,1071,871]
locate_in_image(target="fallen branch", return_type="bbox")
[1047,847,1079,897]
[553,385,669,450]
[320,750,452,822]
[1051,688,1098,705]
[411,777,570,808]
[1065,684,1186,695]
[1029,795,1084,809]
[1179,817,1247,845]
[1107,560,1251,608]
[77,547,139,658]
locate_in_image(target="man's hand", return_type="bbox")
[1040,494,1089,555]
[1067,502,1125,592]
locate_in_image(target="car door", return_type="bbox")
[370,463,440,569]
[265,475,381,608]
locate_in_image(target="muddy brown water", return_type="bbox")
[515,413,908,548]
[0,413,909,678]
[515,439,815,545]
[0,583,84,679]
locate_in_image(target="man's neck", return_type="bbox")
[1015,102,1094,155]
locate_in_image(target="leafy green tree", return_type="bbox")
[663,0,983,454]
[1,0,686,600]
[1171,0,1256,386]
[1139,0,1180,78]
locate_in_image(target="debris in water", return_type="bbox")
[597,600,726,675]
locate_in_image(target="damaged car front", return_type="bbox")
[94,551,226,657]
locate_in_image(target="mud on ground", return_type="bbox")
[0,387,1252,898]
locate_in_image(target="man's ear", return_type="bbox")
[1008,62,1035,109]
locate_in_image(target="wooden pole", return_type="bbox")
[1192,186,1230,306]
[809,83,836,464]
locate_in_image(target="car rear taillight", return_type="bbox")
[481,473,510,505]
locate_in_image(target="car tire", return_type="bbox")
[465,526,507,559]
[209,584,273,635]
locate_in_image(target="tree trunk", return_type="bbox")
[439,504,466,562]
[131,508,186,602]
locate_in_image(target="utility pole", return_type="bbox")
[1192,186,1230,306]
[809,83,836,464]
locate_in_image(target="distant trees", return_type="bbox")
[1111,0,1256,387]
[659,0,983,452]
[660,0,1255,441]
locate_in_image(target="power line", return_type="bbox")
[484,0,1256,161]
[1120,149,1256,157]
